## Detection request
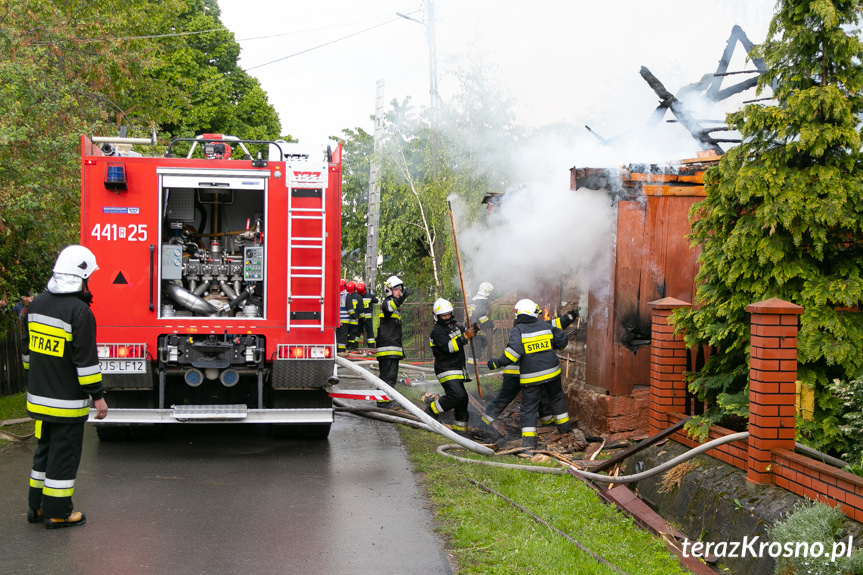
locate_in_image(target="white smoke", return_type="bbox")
[451,181,614,299]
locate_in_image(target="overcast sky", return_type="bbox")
[218,0,775,162]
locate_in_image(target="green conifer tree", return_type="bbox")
[674,0,863,452]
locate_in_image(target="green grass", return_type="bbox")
[397,421,689,575]
[0,392,32,450]
[0,392,26,421]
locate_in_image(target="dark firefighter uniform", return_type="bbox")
[375,289,408,387]
[427,311,473,437]
[337,288,348,353]
[345,287,363,351]
[23,291,104,521]
[482,308,579,431]
[488,307,571,448]
[359,288,378,348]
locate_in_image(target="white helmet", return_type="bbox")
[475,282,494,299]
[383,275,403,296]
[53,245,99,279]
[514,298,540,318]
[433,298,454,320]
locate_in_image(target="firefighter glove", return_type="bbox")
[566,307,580,322]
[463,328,475,340]
[487,359,499,370]
[402,286,412,300]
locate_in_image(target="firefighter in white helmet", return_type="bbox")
[481,305,579,437]
[467,281,495,361]
[375,275,411,406]
[23,245,108,528]
[486,298,572,450]
[426,298,476,437]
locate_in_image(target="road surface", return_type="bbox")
[0,414,453,575]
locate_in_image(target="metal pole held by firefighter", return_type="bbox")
[447,200,482,399]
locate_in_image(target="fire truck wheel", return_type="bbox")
[270,389,332,440]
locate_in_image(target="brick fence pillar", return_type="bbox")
[647,298,692,436]
[745,298,803,484]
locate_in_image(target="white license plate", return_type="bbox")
[99,359,147,374]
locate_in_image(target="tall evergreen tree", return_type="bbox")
[674,0,863,452]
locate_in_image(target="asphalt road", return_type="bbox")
[0,414,453,575]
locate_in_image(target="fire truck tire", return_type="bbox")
[270,389,332,440]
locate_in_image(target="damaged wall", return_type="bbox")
[566,154,719,438]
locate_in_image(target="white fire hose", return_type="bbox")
[334,356,494,456]
[569,431,750,483]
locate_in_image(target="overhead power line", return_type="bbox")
[244,16,402,72]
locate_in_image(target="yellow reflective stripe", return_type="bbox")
[452,423,467,431]
[79,373,102,386]
[375,350,403,358]
[522,333,551,344]
[430,400,442,415]
[29,322,73,341]
[504,350,519,362]
[30,478,44,488]
[27,401,90,419]
[449,336,460,353]
[522,430,538,437]
[35,420,42,439]
[555,415,570,425]
[43,486,74,498]
[520,367,561,384]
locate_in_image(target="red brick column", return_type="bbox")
[647,298,691,436]
[745,298,803,484]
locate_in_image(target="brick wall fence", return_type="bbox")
[648,297,863,523]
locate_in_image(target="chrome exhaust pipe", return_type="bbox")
[164,282,219,316]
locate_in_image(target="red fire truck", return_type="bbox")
[80,133,342,440]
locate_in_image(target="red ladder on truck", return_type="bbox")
[286,152,328,332]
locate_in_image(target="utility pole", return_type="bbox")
[365,79,385,291]
[397,0,438,113]
[427,0,438,112]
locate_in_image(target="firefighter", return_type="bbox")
[486,299,571,450]
[357,282,378,350]
[468,282,495,361]
[23,245,108,528]
[375,275,411,406]
[427,298,476,437]
[337,279,348,354]
[345,281,364,351]
[481,306,579,435]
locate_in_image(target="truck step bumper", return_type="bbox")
[89,406,333,424]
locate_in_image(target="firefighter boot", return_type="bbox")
[26,508,43,523]
[45,511,86,529]
[424,405,440,421]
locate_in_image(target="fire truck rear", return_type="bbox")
[80,133,342,440]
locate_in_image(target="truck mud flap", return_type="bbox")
[271,358,333,389]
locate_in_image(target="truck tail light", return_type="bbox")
[277,345,332,359]
[98,343,147,359]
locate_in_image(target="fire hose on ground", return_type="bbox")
[335,358,752,480]
[334,355,494,455]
